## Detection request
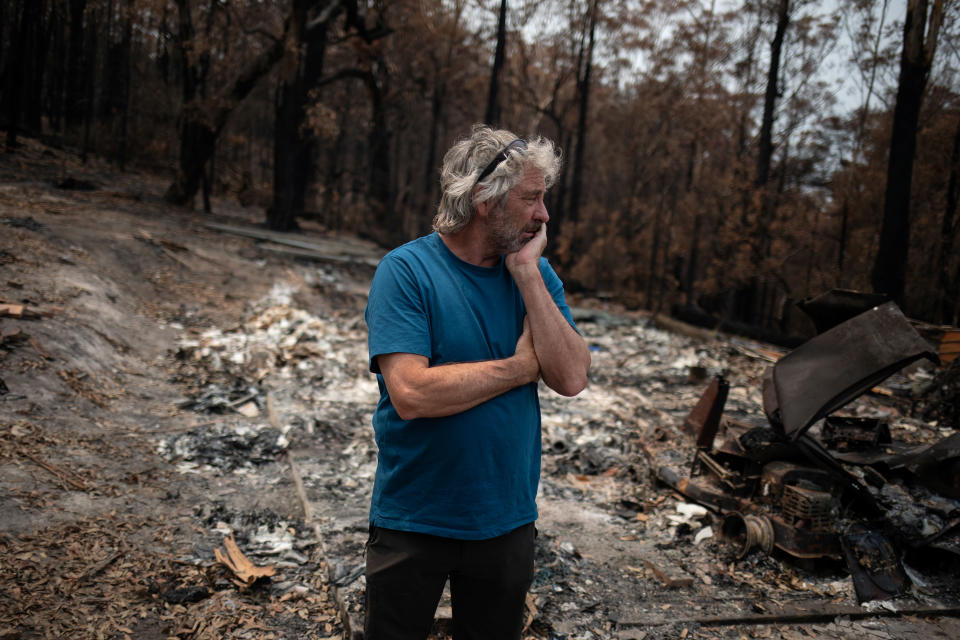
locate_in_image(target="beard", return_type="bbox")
[487,206,539,255]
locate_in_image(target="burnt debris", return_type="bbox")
[656,302,960,604]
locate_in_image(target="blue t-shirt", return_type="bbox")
[364,232,577,540]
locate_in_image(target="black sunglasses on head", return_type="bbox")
[475,138,527,185]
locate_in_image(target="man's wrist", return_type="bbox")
[507,260,541,284]
[507,352,539,385]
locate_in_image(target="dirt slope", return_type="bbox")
[0,139,372,639]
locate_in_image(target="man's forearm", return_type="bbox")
[511,266,590,396]
[378,351,539,420]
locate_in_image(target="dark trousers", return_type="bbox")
[364,523,536,640]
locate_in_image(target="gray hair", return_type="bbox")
[433,124,561,234]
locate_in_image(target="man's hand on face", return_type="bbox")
[505,223,547,274]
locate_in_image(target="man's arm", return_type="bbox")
[377,319,540,420]
[506,224,590,397]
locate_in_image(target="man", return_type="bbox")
[363,125,590,640]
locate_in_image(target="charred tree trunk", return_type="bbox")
[165,0,202,204]
[838,199,849,273]
[47,6,65,134]
[365,63,401,245]
[423,70,445,208]
[5,1,43,148]
[80,4,98,162]
[546,124,572,261]
[269,1,390,231]
[271,93,305,230]
[269,1,337,232]
[202,153,213,213]
[271,1,310,232]
[567,0,597,255]
[484,0,507,126]
[939,115,960,324]
[114,0,134,169]
[756,0,789,189]
[741,0,790,328]
[0,1,6,77]
[164,49,284,206]
[871,0,943,304]
[684,214,703,305]
[2,1,21,147]
[646,189,666,309]
[99,0,116,122]
[165,0,285,206]
[156,4,171,85]
[539,88,569,250]
[23,0,49,135]
[65,0,87,129]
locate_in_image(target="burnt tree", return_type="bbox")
[755,0,789,189]
[940,115,960,324]
[738,0,790,328]
[65,0,87,129]
[269,0,342,232]
[268,0,391,233]
[565,0,597,257]
[484,0,507,126]
[871,0,944,304]
[164,0,286,207]
[4,0,43,147]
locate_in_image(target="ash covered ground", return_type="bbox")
[1,139,959,640]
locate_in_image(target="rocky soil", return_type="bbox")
[2,138,959,640]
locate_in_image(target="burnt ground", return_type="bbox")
[2,137,959,640]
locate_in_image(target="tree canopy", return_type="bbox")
[2,0,958,330]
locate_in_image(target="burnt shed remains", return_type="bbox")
[657,302,959,604]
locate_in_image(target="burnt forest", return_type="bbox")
[2,1,960,639]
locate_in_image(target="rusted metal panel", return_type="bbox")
[841,524,910,603]
[682,375,729,449]
[941,330,960,365]
[656,466,742,514]
[761,366,781,429]
[769,302,938,440]
[913,323,960,366]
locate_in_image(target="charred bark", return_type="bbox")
[164,0,285,207]
[269,0,389,231]
[365,62,400,245]
[423,68,445,208]
[268,1,338,232]
[756,0,789,189]
[5,0,43,148]
[111,0,134,169]
[484,0,507,126]
[871,0,943,304]
[23,0,48,135]
[80,3,98,162]
[65,0,87,129]
[567,0,597,255]
[939,115,960,324]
